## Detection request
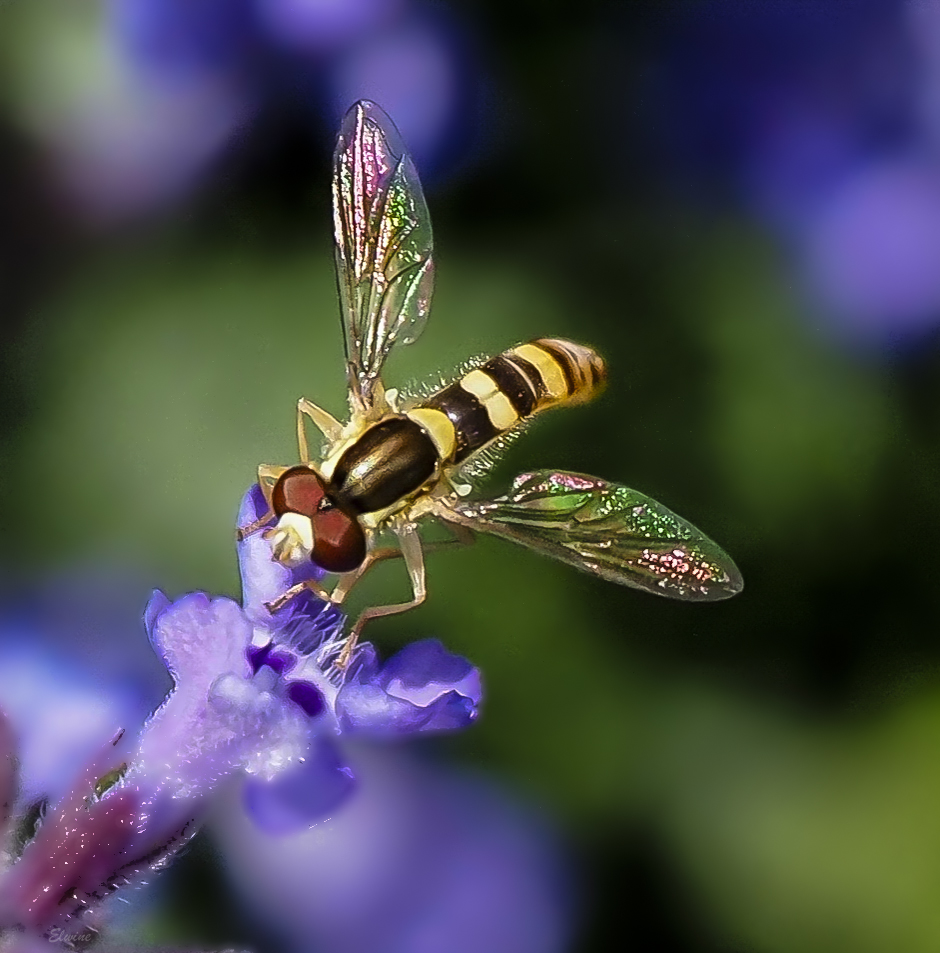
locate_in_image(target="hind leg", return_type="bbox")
[335,526,426,670]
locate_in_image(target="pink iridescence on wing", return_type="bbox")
[548,473,598,490]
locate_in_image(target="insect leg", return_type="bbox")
[265,576,333,612]
[297,397,344,463]
[336,526,426,670]
[329,546,403,604]
[264,547,402,614]
[440,522,476,548]
[236,512,274,542]
[236,464,286,539]
[258,463,288,489]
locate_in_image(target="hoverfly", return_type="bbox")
[240,101,742,668]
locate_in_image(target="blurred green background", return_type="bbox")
[3,1,940,951]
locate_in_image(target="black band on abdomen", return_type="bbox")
[480,354,538,417]
[424,383,498,463]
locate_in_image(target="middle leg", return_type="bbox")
[263,544,402,614]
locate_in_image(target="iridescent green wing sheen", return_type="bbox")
[333,100,435,412]
[438,470,743,601]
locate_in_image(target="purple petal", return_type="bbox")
[237,486,295,620]
[336,641,481,736]
[240,482,269,525]
[149,592,252,689]
[143,589,172,636]
[379,639,483,708]
[243,738,356,835]
[132,594,319,801]
[336,684,477,737]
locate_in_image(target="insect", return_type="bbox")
[241,100,743,668]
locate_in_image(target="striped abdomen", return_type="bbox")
[408,338,606,466]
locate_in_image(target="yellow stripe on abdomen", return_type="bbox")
[459,369,521,430]
[510,343,568,402]
[416,337,606,466]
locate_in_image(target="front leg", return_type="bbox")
[265,576,333,612]
[297,397,344,463]
[236,463,287,540]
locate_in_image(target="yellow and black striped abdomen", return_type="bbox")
[407,338,606,466]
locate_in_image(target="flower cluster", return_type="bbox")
[0,485,482,941]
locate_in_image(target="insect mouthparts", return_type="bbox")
[266,513,315,566]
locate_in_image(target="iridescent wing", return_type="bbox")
[333,100,435,413]
[436,470,743,601]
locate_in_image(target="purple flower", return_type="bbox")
[233,483,482,832]
[123,483,481,841]
[0,485,481,938]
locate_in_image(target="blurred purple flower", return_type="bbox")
[29,0,475,221]
[256,0,405,53]
[648,0,910,202]
[48,0,263,223]
[327,12,471,175]
[640,0,940,344]
[215,746,574,953]
[0,571,169,804]
[803,156,940,340]
[908,0,940,147]
[51,53,256,224]
[111,0,258,78]
[743,96,869,232]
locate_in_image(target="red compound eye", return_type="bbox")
[312,504,367,574]
[271,466,366,573]
[272,466,327,517]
